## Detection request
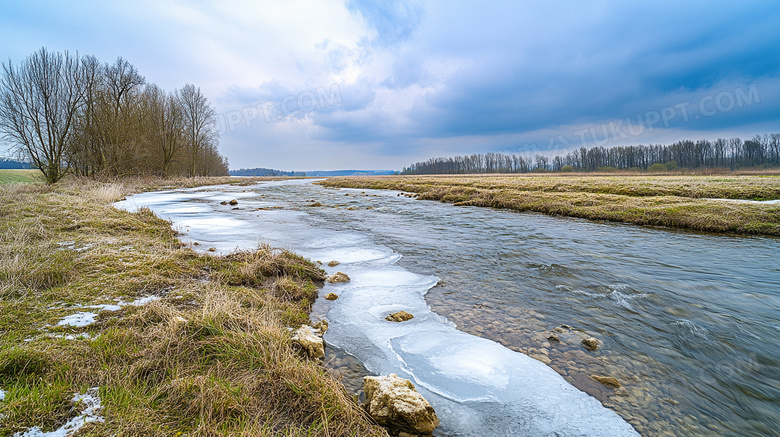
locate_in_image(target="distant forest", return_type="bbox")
[0,158,32,169]
[231,168,397,177]
[0,48,229,183]
[402,134,780,174]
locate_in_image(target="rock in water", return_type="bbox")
[386,311,415,322]
[591,375,622,388]
[229,199,238,205]
[547,333,560,342]
[292,325,324,359]
[328,260,340,267]
[327,272,350,283]
[582,337,600,351]
[325,292,339,300]
[363,374,440,435]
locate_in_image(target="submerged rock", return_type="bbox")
[292,325,324,359]
[325,293,339,301]
[581,337,600,351]
[363,374,439,436]
[592,375,622,388]
[328,260,340,267]
[547,333,561,342]
[309,202,323,207]
[327,272,350,283]
[386,311,415,323]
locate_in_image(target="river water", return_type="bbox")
[116,179,780,437]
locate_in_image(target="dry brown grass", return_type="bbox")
[0,179,386,436]
[320,174,780,236]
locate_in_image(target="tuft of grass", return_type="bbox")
[0,178,385,437]
[319,174,780,236]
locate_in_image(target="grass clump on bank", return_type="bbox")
[319,174,780,236]
[0,179,386,436]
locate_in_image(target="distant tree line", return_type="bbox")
[0,48,228,183]
[0,158,32,169]
[231,168,307,177]
[402,134,780,175]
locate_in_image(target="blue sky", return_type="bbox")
[1,0,778,170]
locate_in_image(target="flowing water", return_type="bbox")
[116,179,780,437]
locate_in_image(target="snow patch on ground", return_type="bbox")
[55,295,161,327]
[56,312,98,328]
[13,387,103,437]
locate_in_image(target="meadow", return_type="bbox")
[0,178,385,436]
[320,174,780,236]
[0,169,44,185]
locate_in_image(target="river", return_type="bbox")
[115,179,780,437]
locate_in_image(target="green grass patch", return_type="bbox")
[0,169,44,185]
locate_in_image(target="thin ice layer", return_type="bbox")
[113,180,638,436]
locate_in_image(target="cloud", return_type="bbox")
[1,0,779,168]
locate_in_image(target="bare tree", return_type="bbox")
[180,84,217,177]
[0,48,85,183]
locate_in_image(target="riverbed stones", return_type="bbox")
[386,311,414,322]
[363,374,439,436]
[291,325,324,359]
[327,272,350,283]
[547,333,561,342]
[328,260,340,267]
[325,293,339,300]
[592,375,622,388]
[581,337,600,351]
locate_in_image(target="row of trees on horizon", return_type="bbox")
[0,48,228,183]
[402,134,780,175]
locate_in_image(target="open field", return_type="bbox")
[320,174,780,236]
[0,179,385,436]
[0,169,44,185]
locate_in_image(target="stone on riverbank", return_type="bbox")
[363,374,439,436]
[325,293,339,300]
[386,311,414,322]
[327,272,350,283]
[292,325,324,359]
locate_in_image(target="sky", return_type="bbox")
[1,0,779,171]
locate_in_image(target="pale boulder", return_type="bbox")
[363,374,439,436]
[291,325,324,359]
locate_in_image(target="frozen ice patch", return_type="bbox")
[129,295,160,306]
[57,312,98,328]
[56,295,159,327]
[13,387,103,437]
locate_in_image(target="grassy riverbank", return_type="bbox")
[319,174,780,236]
[0,178,385,436]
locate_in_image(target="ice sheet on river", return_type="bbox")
[115,180,638,436]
